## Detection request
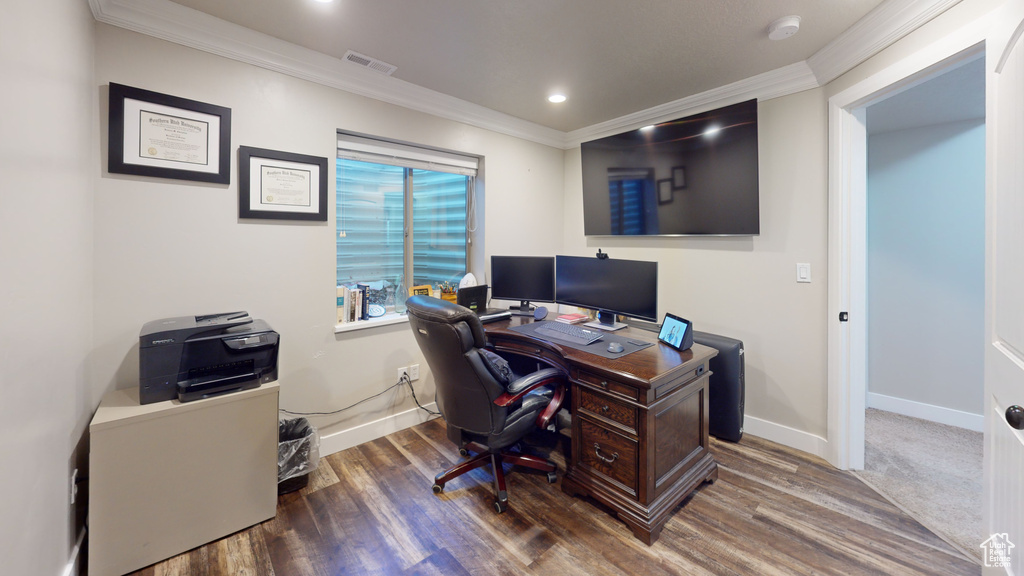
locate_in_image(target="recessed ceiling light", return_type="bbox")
[548,94,567,103]
[312,0,334,3]
[640,125,655,132]
[703,125,721,137]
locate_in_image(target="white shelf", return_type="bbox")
[334,313,409,333]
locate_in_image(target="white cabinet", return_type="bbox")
[88,383,279,576]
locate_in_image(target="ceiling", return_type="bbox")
[92,0,964,145]
[866,56,985,135]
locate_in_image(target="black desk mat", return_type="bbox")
[508,321,654,359]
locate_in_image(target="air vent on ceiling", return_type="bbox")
[343,50,397,76]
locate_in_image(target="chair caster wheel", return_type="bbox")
[494,500,508,513]
[547,472,557,484]
[432,483,444,494]
[459,448,470,457]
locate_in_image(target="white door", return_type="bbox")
[985,7,1024,575]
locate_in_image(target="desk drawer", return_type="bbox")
[576,370,639,401]
[579,419,638,496]
[579,388,637,434]
[492,338,565,368]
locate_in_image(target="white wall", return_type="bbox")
[867,119,985,416]
[92,25,566,448]
[0,1,96,574]
[563,88,831,439]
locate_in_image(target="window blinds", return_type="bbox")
[337,131,479,177]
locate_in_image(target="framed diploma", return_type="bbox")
[238,146,328,221]
[108,83,231,184]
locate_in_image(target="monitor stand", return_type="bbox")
[584,310,628,331]
[508,301,536,316]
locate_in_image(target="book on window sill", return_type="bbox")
[337,283,363,323]
[356,283,370,321]
[337,285,356,324]
[555,313,589,324]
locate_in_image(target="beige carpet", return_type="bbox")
[854,408,983,564]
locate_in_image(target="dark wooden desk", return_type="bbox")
[484,316,718,545]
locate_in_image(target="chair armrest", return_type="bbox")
[493,367,565,407]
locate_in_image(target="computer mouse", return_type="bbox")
[607,342,624,353]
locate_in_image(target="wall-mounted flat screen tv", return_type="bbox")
[580,99,759,236]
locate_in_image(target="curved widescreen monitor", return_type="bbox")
[490,255,555,314]
[555,255,658,323]
[580,99,759,236]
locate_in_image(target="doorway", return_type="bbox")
[826,39,986,472]
[860,57,986,560]
[863,57,985,428]
[829,44,987,566]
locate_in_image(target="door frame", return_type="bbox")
[826,22,989,470]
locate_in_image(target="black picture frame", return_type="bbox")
[672,166,687,190]
[239,146,328,221]
[108,83,231,184]
[657,178,673,204]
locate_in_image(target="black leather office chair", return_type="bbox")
[406,295,566,513]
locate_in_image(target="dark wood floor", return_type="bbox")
[128,417,978,576]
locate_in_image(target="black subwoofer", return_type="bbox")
[693,331,745,442]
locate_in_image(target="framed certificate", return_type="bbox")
[238,146,328,221]
[108,83,231,184]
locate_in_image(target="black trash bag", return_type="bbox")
[278,418,319,494]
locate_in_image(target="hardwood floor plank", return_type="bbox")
[401,547,472,576]
[718,458,969,565]
[153,552,192,576]
[711,437,964,557]
[663,489,821,575]
[305,453,341,493]
[313,448,417,575]
[132,419,979,576]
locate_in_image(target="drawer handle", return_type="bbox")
[593,443,618,464]
[601,405,610,413]
[600,381,608,389]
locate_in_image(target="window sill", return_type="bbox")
[334,313,409,334]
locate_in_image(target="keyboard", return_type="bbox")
[535,322,603,346]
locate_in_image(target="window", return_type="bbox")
[608,168,656,235]
[336,132,478,316]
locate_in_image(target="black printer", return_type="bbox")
[139,312,279,405]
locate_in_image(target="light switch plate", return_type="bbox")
[796,263,811,283]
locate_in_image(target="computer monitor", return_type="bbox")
[490,256,555,315]
[555,255,658,329]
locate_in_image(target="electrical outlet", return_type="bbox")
[409,364,420,381]
[397,366,408,381]
[70,468,78,504]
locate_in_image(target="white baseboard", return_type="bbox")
[318,403,439,457]
[742,415,830,461]
[319,407,833,465]
[61,526,86,576]
[867,392,983,432]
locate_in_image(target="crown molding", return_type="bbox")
[807,0,963,85]
[89,0,568,149]
[91,0,959,151]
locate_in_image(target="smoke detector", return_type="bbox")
[767,16,801,41]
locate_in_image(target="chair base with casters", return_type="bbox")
[431,440,558,513]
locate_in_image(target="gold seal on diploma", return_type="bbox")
[266,196,274,202]
[147,147,157,156]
